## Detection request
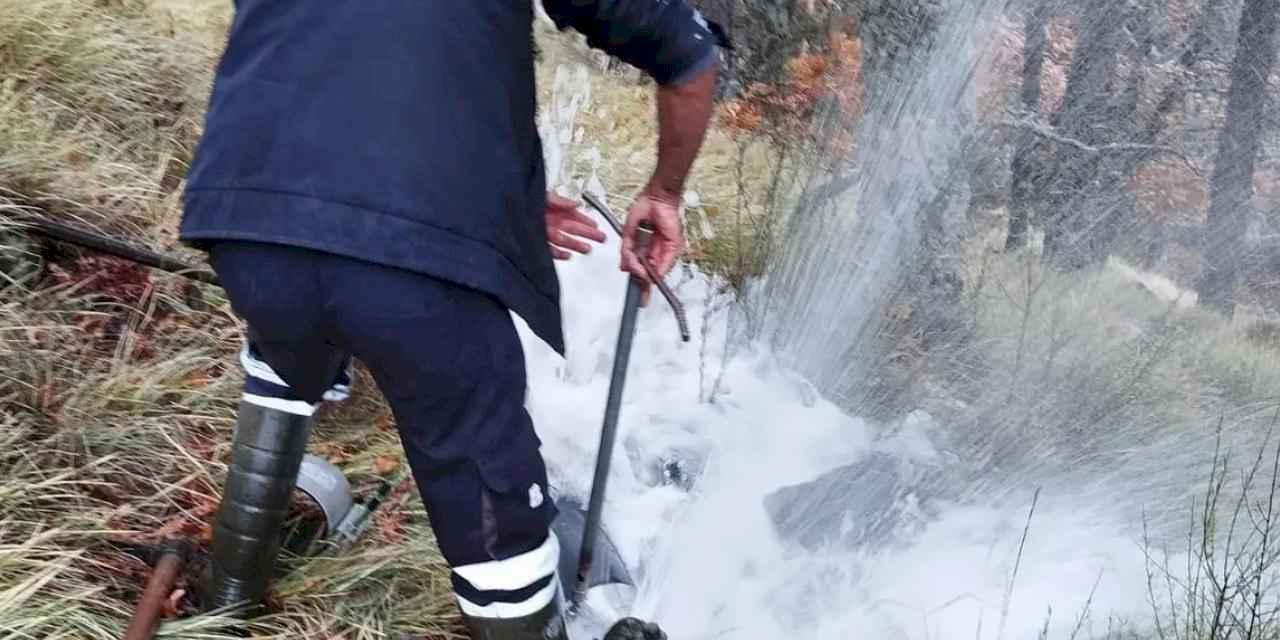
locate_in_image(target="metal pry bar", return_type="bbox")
[572,220,654,612]
[581,191,691,343]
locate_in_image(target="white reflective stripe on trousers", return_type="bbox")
[240,342,288,386]
[455,579,559,618]
[453,531,561,618]
[242,393,318,417]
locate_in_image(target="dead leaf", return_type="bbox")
[373,508,407,545]
[314,442,352,463]
[372,455,401,475]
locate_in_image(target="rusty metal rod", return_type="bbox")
[4,210,220,286]
[123,539,192,640]
[580,192,691,342]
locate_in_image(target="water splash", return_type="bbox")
[525,1,1280,636]
[756,0,997,410]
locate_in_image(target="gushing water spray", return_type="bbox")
[524,1,1280,637]
[756,0,1002,412]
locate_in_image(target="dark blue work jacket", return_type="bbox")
[180,0,718,354]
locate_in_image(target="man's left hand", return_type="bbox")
[546,192,607,260]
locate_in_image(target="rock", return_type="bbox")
[1245,318,1280,350]
[763,451,944,552]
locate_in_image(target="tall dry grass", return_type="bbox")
[17,2,1280,639]
[0,1,790,637]
[0,251,465,637]
[0,0,224,245]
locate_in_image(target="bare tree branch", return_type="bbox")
[996,115,1204,176]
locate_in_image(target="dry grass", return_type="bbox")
[8,3,1280,640]
[904,249,1280,518]
[0,0,224,246]
[0,3,518,639]
[0,260,465,638]
[0,2,786,638]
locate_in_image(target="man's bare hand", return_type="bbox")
[621,187,684,306]
[616,57,713,306]
[546,192,606,260]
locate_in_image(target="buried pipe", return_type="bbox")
[122,538,193,640]
[329,477,396,554]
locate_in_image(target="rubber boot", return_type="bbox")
[460,599,570,640]
[459,597,667,640]
[202,401,313,612]
[602,618,667,640]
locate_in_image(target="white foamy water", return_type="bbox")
[521,8,1190,634]
[512,201,1172,639]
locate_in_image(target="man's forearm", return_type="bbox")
[646,61,718,202]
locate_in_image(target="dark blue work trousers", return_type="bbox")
[209,241,561,618]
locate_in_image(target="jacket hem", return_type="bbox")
[179,187,566,355]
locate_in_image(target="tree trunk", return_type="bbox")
[1085,24,1148,264]
[1137,3,1216,152]
[1197,0,1279,315]
[1112,2,1219,266]
[1006,0,1051,252]
[1042,1,1130,269]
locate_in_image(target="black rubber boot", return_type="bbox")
[460,599,570,640]
[602,618,667,640]
[201,401,313,612]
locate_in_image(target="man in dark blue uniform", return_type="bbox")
[179,1,720,638]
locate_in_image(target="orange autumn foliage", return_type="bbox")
[720,31,865,159]
[1131,159,1208,226]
